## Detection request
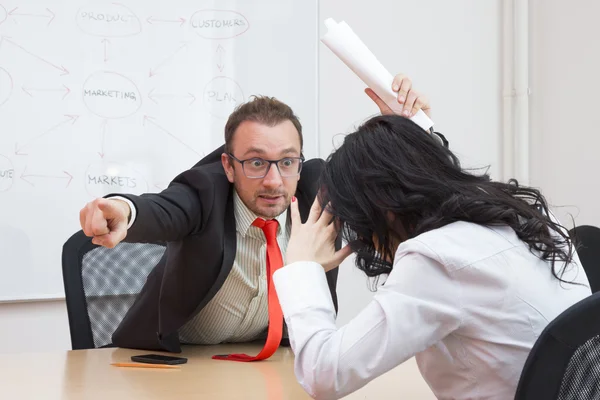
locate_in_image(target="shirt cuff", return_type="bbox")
[107,195,136,229]
[273,261,335,317]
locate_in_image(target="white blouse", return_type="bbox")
[273,221,591,399]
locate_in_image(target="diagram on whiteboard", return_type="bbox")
[0,4,254,198]
[0,0,318,300]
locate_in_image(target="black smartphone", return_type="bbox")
[131,354,188,365]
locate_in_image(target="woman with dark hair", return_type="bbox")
[273,114,591,399]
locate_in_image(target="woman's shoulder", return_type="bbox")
[396,222,523,273]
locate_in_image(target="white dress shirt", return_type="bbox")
[178,191,289,344]
[114,192,289,345]
[273,221,591,400]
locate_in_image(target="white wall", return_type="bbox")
[529,0,600,228]
[0,0,503,352]
[0,300,70,353]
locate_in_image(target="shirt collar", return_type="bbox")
[233,190,288,238]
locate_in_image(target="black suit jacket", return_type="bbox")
[110,145,339,353]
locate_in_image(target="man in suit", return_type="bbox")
[78,74,436,356]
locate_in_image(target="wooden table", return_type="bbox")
[0,344,435,399]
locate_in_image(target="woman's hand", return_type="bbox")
[365,73,431,118]
[286,197,353,272]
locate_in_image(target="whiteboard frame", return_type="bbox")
[315,0,322,159]
[0,293,65,303]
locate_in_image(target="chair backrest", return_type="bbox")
[570,225,600,293]
[62,230,165,349]
[514,291,600,400]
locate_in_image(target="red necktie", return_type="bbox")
[212,218,284,362]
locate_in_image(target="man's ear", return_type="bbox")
[221,153,235,183]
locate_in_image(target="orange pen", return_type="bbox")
[111,362,181,369]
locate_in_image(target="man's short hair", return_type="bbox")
[224,95,303,154]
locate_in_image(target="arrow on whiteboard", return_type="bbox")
[98,119,108,158]
[148,89,196,105]
[149,42,187,78]
[101,38,110,62]
[22,84,71,100]
[15,114,80,155]
[143,115,201,157]
[0,36,69,75]
[216,45,225,72]
[146,16,186,27]
[20,167,73,188]
[8,7,55,26]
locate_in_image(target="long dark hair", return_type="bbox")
[319,115,575,282]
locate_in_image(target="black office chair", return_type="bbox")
[61,230,165,349]
[514,291,600,399]
[570,225,600,293]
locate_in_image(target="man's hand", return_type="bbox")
[286,197,353,272]
[365,73,431,118]
[79,198,130,248]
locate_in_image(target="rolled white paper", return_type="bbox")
[321,18,434,131]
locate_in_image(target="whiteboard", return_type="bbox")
[0,0,319,301]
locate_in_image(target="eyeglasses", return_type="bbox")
[227,153,304,179]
